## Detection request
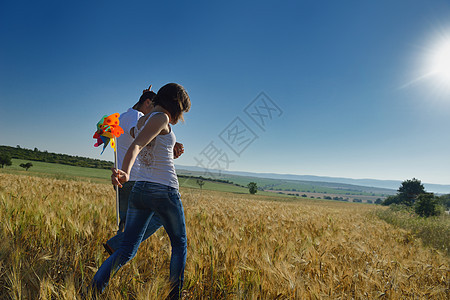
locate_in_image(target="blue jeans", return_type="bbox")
[92,181,187,299]
[106,181,162,251]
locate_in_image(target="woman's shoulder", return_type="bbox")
[145,112,169,127]
[137,112,169,130]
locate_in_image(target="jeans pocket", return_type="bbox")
[168,190,182,208]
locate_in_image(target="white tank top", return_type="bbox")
[133,112,179,189]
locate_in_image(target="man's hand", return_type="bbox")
[173,142,184,159]
[111,168,129,188]
[142,84,152,94]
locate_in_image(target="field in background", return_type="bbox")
[177,169,394,202]
[4,160,340,198]
[0,173,448,299]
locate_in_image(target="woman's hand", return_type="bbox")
[111,168,129,188]
[173,142,184,159]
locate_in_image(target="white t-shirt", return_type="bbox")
[117,108,143,181]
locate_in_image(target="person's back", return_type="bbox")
[134,111,179,188]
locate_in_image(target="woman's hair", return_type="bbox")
[153,83,191,124]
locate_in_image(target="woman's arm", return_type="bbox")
[112,113,169,187]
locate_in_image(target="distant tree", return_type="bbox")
[196,179,205,190]
[248,182,258,194]
[375,198,383,205]
[20,162,33,171]
[398,178,425,206]
[414,193,441,217]
[0,153,12,168]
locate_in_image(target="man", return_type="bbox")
[103,86,184,254]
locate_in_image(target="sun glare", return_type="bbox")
[402,28,450,98]
[428,39,450,84]
[417,29,450,96]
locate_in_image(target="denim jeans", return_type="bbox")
[106,181,163,251]
[92,181,187,299]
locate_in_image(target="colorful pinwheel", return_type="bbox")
[93,113,124,154]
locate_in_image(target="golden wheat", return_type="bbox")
[0,173,448,299]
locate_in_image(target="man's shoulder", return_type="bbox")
[120,108,140,118]
[120,108,143,122]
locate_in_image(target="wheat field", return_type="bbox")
[0,173,448,299]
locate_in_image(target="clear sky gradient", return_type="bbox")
[1,0,450,185]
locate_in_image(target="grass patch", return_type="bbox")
[1,159,110,183]
[178,177,287,196]
[376,206,450,256]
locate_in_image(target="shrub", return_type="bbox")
[382,195,400,206]
[247,182,258,194]
[438,194,450,210]
[414,193,442,217]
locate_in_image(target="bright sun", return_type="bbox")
[428,39,450,84]
[402,30,450,96]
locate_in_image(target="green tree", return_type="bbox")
[414,193,441,217]
[248,182,258,194]
[196,179,205,190]
[0,153,12,168]
[19,162,33,171]
[397,178,425,206]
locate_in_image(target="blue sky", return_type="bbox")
[1,0,450,185]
